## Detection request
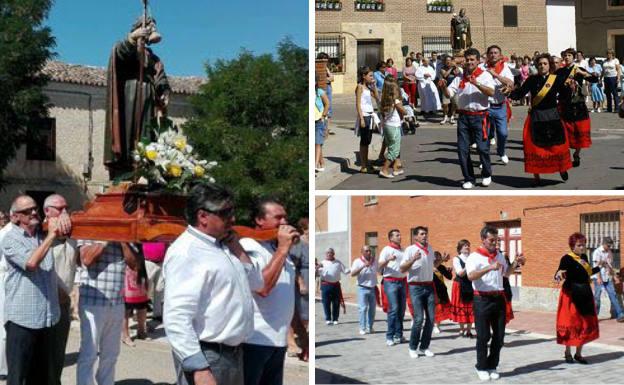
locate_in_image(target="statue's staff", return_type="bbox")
[134,0,149,146]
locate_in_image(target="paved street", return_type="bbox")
[0,319,308,385]
[316,94,624,190]
[315,300,624,384]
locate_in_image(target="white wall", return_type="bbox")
[546,0,577,54]
[327,195,350,233]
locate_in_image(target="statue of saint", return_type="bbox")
[104,16,171,178]
[451,8,472,53]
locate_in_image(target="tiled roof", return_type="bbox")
[42,60,205,95]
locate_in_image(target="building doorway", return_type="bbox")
[615,34,624,62]
[357,40,383,72]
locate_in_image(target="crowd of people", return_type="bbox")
[318,226,624,380]
[316,46,624,188]
[0,184,309,385]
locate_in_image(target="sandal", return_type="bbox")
[379,170,394,179]
[122,336,135,347]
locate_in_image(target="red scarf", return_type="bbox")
[414,241,429,256]
[486,59,513,123]
[476,246,498,264]
[388,242,401,250]
[459,67,484,89]
[360,255,371,265]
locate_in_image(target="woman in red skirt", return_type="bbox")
[450,239,475,337]
[554,232,603,364]
[557,48,599,168]
[433,251,452,333]
[508,53,572,187]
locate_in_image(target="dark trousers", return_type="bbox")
[408,285,435,351]
[52,301,71,385]
[604,76,620,112]
[243,344,287,385]
[321,284,340,322]
[6,321,56,385]
[176,342,244,385]
[473,295,506,371]
[457,113,492,183]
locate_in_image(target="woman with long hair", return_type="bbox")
[355,66,378,173]
[554,232,603,364]
[450,239,475,338]
[379,75,405,178]
[508,53,572,187]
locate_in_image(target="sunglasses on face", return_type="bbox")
[15,206,38,215]
[47,205,69,212]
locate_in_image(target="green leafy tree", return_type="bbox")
[183,38,308,225]
[0,0,55,185]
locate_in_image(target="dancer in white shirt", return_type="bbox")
[318,248,350,325]
[378,229,406,346]
[350,246,378,335]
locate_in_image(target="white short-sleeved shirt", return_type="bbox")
[447,70,495,111]
[479,62,514,105]
[465,250,508,292]
[378,245,405,278]
[403,243,435,283]
[351,257,378,288]
[453,254,469,275]
[383,101,402,127]
[592,246,613,282]
[603,58,620,78]
[319,259,350,283]
[240,238,295,347]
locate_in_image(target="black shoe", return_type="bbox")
[465,332,475,339]
[560,171,569,181]
[574,354,588,364]
[0,374,6,380]
[564,353,574,363]
[572,154,580,168]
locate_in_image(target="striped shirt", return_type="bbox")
[1,225,60,329]
[77,241,129,306]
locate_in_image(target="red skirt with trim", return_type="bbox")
[558,105,592,149]
[435,302,452,323]
[522,115,572,174]
[450,280,474,324]
[505,298,514,325]
[556,286,599,346]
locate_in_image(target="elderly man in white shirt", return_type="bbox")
[441,48,496,190]
[240,198,299,385]
[318,248,350,325]
[350,245,377,335]
[0,211,16,381]
[378,229,406,346]
[164,183,263,385]
[466,226,525,381]
[591,237,624,321]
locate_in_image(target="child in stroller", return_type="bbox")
[400,87,419,134]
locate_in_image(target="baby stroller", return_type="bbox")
[400,88,420,135]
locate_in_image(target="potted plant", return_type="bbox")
[355,1,361,10]
[376,1,383,11]
[334,0,342,10]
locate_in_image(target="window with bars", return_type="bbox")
[26,118,56,161]
[364,196,378,205]
[365,232,378,258]
[422,36,452,59]
[315,35,346,73]
[581,211,621,268]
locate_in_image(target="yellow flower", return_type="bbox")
[168,164,182,177]
[146,150,158,161]
[194,165,205,177]
[173,136,187,151]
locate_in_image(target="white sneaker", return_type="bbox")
[490,138,496,145]
[433,326,441,334]
[476,369,490,381]
[462,181,474,189]
[326,321,332,325]
[450,117,456,124]
[598,108,602,113]
[419,349,435,357]
[409,349,419,358]
[500,155,509,164]
[440,117,448,125]
[333,320,339,325]
[482,176,492,187]
[489,371,500,380]
[591,109,595,113]
[359,329,366,335]
[386,339,396,346]
[479,163,483,169]
[471,143,477,149]
[315,167,325,172]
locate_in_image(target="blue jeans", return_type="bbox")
[457,113,492,183]
[321,284,340,321]
[326,83,333,117]
[593,278,624,318]
[408,285,435,351]
[383,280,406,341]
[604,76,620,112]
[243,344,286,385]
[488,104,508,157]
[357,286,376,331]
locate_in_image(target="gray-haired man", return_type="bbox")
[592,237,624,322]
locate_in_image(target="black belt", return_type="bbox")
[490,103,504,108]
[200,341,241,353]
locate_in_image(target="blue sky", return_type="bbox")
[47,0,308,76]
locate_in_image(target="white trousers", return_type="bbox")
[0,271,7,376]
[76,303,124,385]
[145,260,164,317]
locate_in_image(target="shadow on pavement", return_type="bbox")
[501,351,624,377]
[504,337,555,348]
[315,368,367,384]
[492,174,563,188]
[316,354,342,360]
[316,337,365,348]
[396,173,459,188]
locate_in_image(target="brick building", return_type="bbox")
[316,0,550,93]
[0,60,204,211]
[316,195,623,315]
[576,0,624,60]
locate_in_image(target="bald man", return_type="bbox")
[350,246,378,335]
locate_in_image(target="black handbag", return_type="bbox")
[530,108,566,147]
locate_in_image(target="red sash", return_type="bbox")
[458,109,490,140]
[487,60,513,124]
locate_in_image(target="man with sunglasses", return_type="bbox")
[43,194,78,385]
[0,209,17,381]
[240,197,300,385]
[164,183,263,385]
[1,194,70,385]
